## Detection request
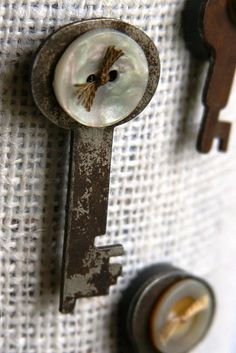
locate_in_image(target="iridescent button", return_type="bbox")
[150,278,215,353]
[118,264,216,353]
[53,29,149,127]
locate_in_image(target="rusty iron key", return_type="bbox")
[183,0,236,153]
[31,19,160,313]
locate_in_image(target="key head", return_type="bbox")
[203,0,236,52]
[182,0,210,60]
[183,0,236,61]
[31,18,160,129]
[183,0,236,59]
[228,0,236,25]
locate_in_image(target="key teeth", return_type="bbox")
[98,244,124,285]
[109,263,123,284]
[98,244,123,286]
[60,296,76,314]
[98,244,124,257]
[60,244,124,313]
[197,139,211,154]
[217,121,231,152]
[197,108,232,153]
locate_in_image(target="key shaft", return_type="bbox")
[198,0,236,152]
[60,126,123,313]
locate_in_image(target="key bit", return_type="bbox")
[31,18,160,313]
[183,0,236,153]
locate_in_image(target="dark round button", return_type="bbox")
[118,264,216,353]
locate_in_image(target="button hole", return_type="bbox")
[109,70,118,82]
[87,74,97,83]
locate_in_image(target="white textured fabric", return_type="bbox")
[0,1,236,352]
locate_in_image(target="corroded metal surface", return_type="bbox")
[60,127,124,313]
[31,18,160,313]
[183,0,236,153]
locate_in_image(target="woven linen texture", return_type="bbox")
[1,1,236,352]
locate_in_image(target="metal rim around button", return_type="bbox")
[31,18,160,129]
[118,264,216,353]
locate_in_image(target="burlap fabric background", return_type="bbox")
[1,1,236,352]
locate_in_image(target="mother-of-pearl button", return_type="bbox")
[150,279,214,353]
[53,28,149,127]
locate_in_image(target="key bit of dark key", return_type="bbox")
[31,18,160,313]
[183,0,236,153]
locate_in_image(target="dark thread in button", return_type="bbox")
[75,46,123,111]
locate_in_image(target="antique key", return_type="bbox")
[183,0,236,153]
[31,19,160,313]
